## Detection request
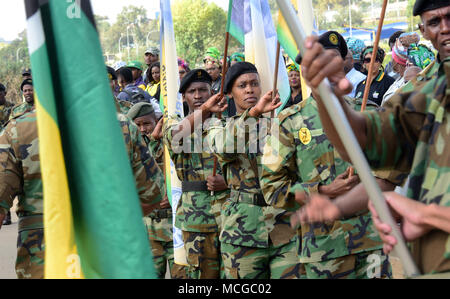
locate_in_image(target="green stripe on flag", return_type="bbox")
[30,0,155,278]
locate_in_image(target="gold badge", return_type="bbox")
[197,71,202,77]
[329,34,338,45]
[299,128,311,145]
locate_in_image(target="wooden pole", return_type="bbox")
[211,32,230,195]
[348,0,388,178]
[271,41,281,119]
[360,0,388,112]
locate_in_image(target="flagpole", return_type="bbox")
[361,0,388,112]
[348,0,388,178]
[271,41,281,119]
[212,31,230,196]
[276,0,420,278]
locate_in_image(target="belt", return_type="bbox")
[149,209,172,219]
[182,180,208,192]
[18,213,44,232]
[230,189,268,207]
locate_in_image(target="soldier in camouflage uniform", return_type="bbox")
[260,32,393,279]
[162,69,230,279]
[0,83,14,127]
[204,62,300,279]
[0,83,15,226]
[9,79,35,120]
[0,107,165,279]
[127,102,188,279]
[299,0,450,276]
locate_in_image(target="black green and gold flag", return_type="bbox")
[25,0,155,278]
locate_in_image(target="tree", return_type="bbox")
[172,0,233,68]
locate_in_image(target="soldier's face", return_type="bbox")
[134,114,157,137]
[22,85,34,104]
[183,82,212,112]
[419,6,450,60]
[231,73,261,113]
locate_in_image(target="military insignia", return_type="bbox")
[373,91,379,98]
[299,128,311,145]
[197,71,202,77]
[329,34,338,45]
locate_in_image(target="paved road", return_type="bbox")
[0,211,18,279]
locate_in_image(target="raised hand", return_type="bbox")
[151,117,164,140]
[301,36,352,96]
[201,93,228,114]
[249,90,281,117]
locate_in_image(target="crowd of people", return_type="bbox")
[0,0,449,280]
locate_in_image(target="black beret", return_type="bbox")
[106,66,117,81]
[127,102,155,120]
[224,61,258,94]
[318,31,348,59]
[179,69,212,94]
[413,0,449,16]
[20,79,33,91]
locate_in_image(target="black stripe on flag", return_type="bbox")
[80,0,97,31]
[24,0,41,19]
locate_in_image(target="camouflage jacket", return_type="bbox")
[9,102,34,120]
[0,110,165,218]
[206,110,296,248]
[148,136,164,171]
[144,135,172,242]
[260,97,383,262]
[163,114,229,233]
[0,101,15,127]
[362,57,450,274]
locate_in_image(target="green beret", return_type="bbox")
[413,0,449,16]
[127,102,155,120]
[318,31,348,59]
[179,69,212,94]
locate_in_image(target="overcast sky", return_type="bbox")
[0,0,228,41]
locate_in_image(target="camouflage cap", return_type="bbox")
[127,102,155,120]
[145,47,160,56]
[127,60,144,71]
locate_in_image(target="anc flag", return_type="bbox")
[276,0,316,102]
[226,0,290,114]
[159,0,188,267]
[25,0,155,278]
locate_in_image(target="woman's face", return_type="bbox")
[288,70,301,89]
[363,53,381,76]
[152,66,161,83]
[231,73,261,113]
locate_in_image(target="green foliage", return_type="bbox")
[0,31,30,104]
[172,0,236,68]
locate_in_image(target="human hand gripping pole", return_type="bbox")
[275,0,420,277]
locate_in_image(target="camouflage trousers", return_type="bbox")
[221,238,301,279]
[182,231,221,279]
[150,238,175,279]
[303,249,392,279]
[16,228,45,279]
